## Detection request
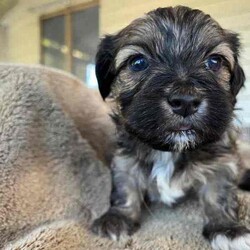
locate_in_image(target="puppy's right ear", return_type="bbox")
[95,35,116,99]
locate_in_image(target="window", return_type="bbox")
[40,2,99,88]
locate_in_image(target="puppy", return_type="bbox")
[92,6,248,250]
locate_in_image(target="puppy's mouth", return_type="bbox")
[125,121,200,152]
[170,123,196,136]
[171,124,193,132]
[165,125,197,151]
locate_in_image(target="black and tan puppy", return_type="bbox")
[92,6,249,250]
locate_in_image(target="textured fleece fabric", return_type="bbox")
[0,64,249,250]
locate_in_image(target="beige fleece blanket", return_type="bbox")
[0,64,249,250]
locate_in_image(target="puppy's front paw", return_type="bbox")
[211,233,250,250]
[91,209,139,241]
[204,224,250,250]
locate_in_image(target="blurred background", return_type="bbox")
[0,0,249,140]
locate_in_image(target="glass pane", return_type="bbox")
[41,15,67,71]
[71,6,99,88]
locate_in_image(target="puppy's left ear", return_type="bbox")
[230,62,245,98]
[95,35,117,99]
[226,32,245,100]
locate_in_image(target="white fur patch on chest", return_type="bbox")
[150,151,184,206]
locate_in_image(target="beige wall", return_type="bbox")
[0,0,250,123]
[1,3,40,64]
[0,24,8,61]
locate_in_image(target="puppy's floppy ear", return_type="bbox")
[226,32,245,99]
[230,62,245,97]
[95,35,117,99]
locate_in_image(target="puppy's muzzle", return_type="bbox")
[168,94,202,117]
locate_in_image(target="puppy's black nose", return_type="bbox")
[168,95,201,117]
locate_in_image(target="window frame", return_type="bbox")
[39,0,99,73]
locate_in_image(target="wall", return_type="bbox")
[0,0,93,64]
[0,24,8,61]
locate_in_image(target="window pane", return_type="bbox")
[41,15,67,71]
[71,6,99,88]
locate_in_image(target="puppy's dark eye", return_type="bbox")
[205,55,223,71]
[129,55,149,72]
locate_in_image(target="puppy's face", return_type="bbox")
[96,6,245,151]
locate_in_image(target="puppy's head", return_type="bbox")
[96,6,245,151]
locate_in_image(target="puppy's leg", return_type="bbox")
[91,154,145,240]
[200,168,250,250]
